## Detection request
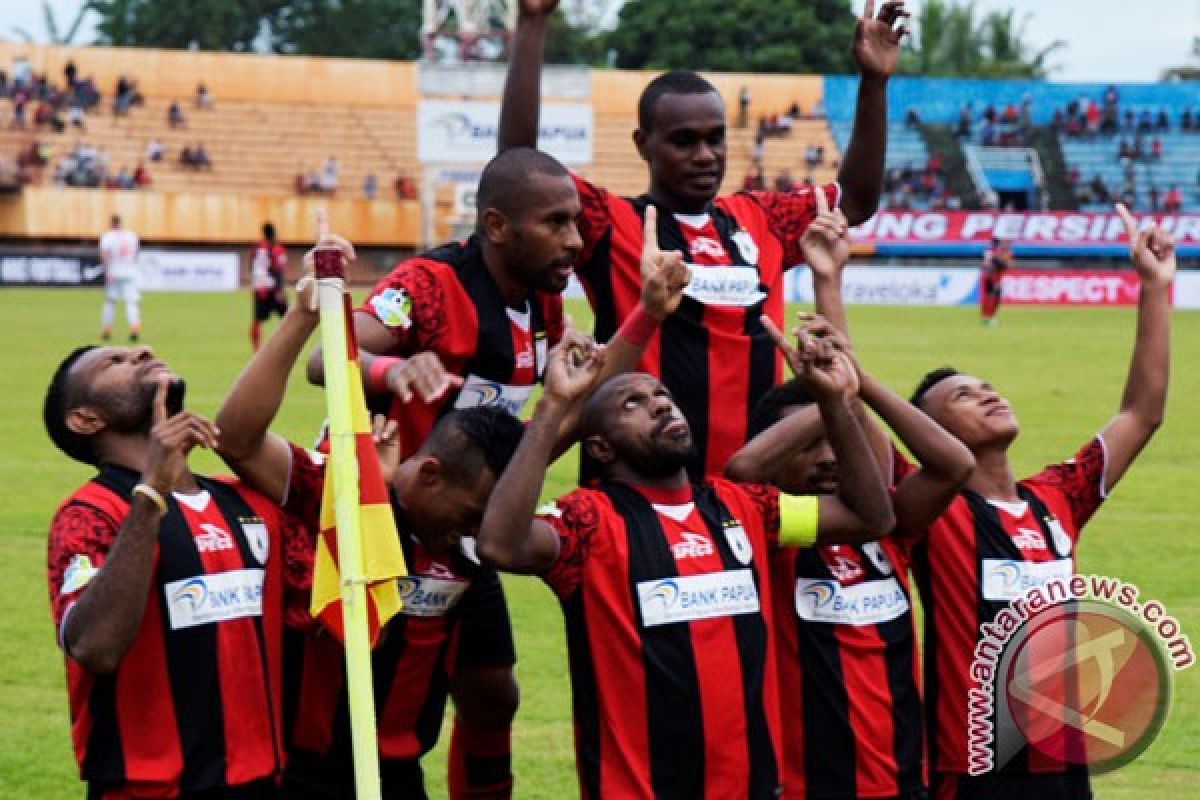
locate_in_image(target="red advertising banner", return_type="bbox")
[999,269,1158,306]
[851,211,1200,248]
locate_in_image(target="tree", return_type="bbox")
[267,0,422,60]
[10,0,93,45]
[604,0,857,74]
[543,8,605,65]
[90,0,282,51]
[899,0,1063,79]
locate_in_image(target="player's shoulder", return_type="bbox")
[52,479,127,530]
[542,487,609,528]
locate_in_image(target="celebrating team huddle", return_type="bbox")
[43,2,1175,799]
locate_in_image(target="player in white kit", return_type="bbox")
[99,215,142,342]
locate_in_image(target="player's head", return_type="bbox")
[394,406,525,555]
[44,345,181,465]
[634,70,726,212]
[911,366,1019,451]
[579,373,694,481]
[110,214,121,229]
[263,222,276,241]
[747,380,838,496]
[477,147,582,294]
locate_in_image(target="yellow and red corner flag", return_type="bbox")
[311,245,407,645]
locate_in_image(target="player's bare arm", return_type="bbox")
[478,331,605,574]
[64,379,218,673]
[1098,203,1174,491]
[763,322,895,542]
[838,0,908,225]
[497,0,559,152]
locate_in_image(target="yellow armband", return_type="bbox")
[778,493,820,548]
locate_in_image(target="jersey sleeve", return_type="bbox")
[359,259,446,353]
[570,170,615,270]
[47,500,122,642]
[453,567,517,669]
[1023,436,1109,534]
[539,489,604,599]
[739,182,842,268]
[282,442,327,533]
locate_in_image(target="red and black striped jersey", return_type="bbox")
[772,535,925,799]
[571,173,840,478]
[538,478,784,799]
[251,240,288,293]
[910,437,1108,778]
[360,235,564,460]
[47,465,312,798]
[280,445,514,780]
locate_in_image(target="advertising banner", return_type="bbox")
[418,100,593,165]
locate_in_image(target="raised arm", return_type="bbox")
[837,0,907,225]
[497,0,559,152]
[1100,204,1174,491]
[478,331,604,573]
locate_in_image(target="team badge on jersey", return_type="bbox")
[371,288,413,330]
[240,518,270,565]
[1046,516,1073,557]
[61,554,99,595]
[723,520,753,565]
[730,230,759,265]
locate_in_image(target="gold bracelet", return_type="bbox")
[132,483,168,514]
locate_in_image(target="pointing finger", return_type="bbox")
[814,185,831,216]
[863,0,876,22]
[759,315,795,356]
[643,205,660,255]
[153,376,169,425]
[1115,203,1138,241]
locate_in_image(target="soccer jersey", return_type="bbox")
[360,235,564,459]
[280,445,515,791]
[251,240,288,294]
[538,478,789,799]
[772,536,924,799]
[911,437,1108,781]
[572,174,841,477]
[47,466,311,798]
[100,228,140,281]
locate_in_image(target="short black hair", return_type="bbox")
[476,147,570,230]
[263,222,276,240]
[910,366,961,408]
[419,406,524,486]
[637,70,720,132]
[748,380,816,438]
[44,346,99,465]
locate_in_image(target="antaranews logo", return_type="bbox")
[967,574,1194,776]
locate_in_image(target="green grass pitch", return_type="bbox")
[1,288,1197,798]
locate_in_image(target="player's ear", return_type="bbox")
[414,456,445,489]
[65,406,105,437]
[632,128,651,164]
[582,434,615,466]
[480,207,510,246]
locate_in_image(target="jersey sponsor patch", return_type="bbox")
[164,569,265,630]
[370,288,413,330]
[795,576,910,625]
[730,230,759,265]
[194,523,235,553]
[980,558,1074,602]
[671,532,715,561]
[397,574,469,617]
[241,518,270,565]
[1047,516,1073,557]
[637,569,760,627]
[454,374,536,417]
[723,520,753,566]
[61,554,99,595]
[683,266,767,307]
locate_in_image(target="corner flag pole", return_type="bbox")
[313,245,383,800]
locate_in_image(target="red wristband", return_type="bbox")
[617,303,660,348]
[367,356,404,393]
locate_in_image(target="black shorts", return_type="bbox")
[284,750,426,800]
[932,768,1091,800]
[254,290,288,321]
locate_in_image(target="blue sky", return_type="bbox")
[0,0,1196,83]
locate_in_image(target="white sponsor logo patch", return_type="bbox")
[61,554,99,595]
[637,569,760,627]
[194,523,235,553]
[723,522,753,566]
[981,558,1074,602]
[1047,517,1073,557]
[1010,526,1046,551]
[370,288,413,330]
[397,575,469,617]
[731,230,759,265]
[454,374,536,416]
[683,266,766,307]
[242,521,269,565]
[671,532,714,561]
[795,577,910,625]
[165,569,265,629]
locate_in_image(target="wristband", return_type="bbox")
[367,356,404,393]
[132,483,168,515]
[616,303,660,348]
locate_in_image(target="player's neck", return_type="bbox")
[648,185,711,216]
[481,242,529,308]
[966,448,1020,502]
[98,434,200,493]
[610,464,690,493]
